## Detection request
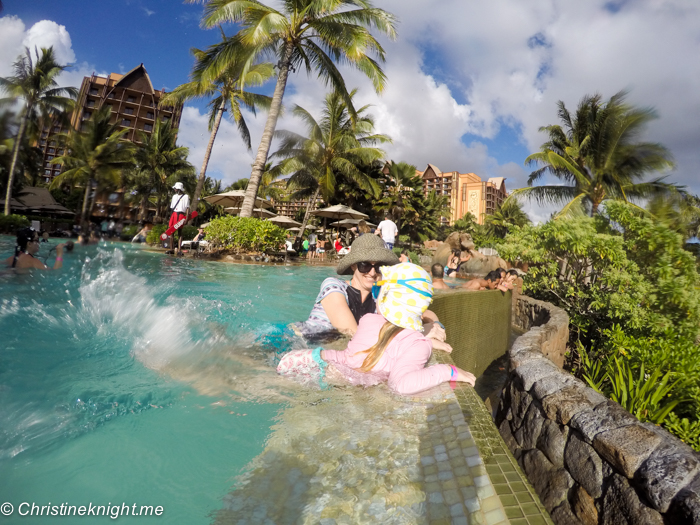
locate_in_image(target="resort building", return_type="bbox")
[37,64,182,221]
[269,180,324,218]
[418,164,508,225]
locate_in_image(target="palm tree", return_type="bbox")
[0,46,77,214]
[484,197,531,238]
[133,118,196,221]
[274,90,390,236]
[516,91,676,217]
[159,42,274,212]
[50,107,134,230]
[646,192,700,241]
[193,0,397,217]
[376,161,424,235]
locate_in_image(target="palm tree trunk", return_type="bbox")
[140,195,148,221]
[4,113,29,215]
[240,42,294,218]
[298,187,320,241]
[192,101,225,212]
[80,181,92,232]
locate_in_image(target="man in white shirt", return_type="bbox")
[168,182,190,255]
[375,213,398,250]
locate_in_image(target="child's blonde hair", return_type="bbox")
[355,321,404,372]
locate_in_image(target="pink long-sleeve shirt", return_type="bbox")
[322,313,452,395]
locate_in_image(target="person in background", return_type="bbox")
[108,219,116,238]
[100,219,109,238]
[115,222,124,240]
[431,264,450,290]
[307,231,317,261]
[444,249,472,278]
[399,249,410,263]
[375,213,398,250]
[278,263,475,394]
[301,237,309,257]
[190,227,206,250]
[3,228,65,271]
[462,269,502,291]
[168,182,190,256]
[132,223,151,243]
[317,236,327,262]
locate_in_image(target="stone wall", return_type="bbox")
[497,295,700,524]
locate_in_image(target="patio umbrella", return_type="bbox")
[329,218,376,229]
[310,204,368,221]
[224,207,277,218]
[267,215,302,228]
[203,190,272,209]
[288,225,318,232]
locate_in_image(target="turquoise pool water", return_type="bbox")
[0,236,335,524]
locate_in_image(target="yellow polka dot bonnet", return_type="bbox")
[375,262,433,332]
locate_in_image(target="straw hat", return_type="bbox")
[336,234,399,275]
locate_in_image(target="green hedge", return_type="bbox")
[146,225,167,245]
[206,216,286,253]
[0,214,30,233]
[120,225,139,241]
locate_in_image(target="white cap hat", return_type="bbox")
[173,182,185,191]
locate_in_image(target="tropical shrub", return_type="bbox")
[205,216,286,253]
[0,214,30,233]
[146,225,167,245]
[181,225,198,241]
[120,225,139,241]
[497,201,700,349]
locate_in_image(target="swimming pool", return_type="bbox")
[0,236,528,525]
[0,236,335,524]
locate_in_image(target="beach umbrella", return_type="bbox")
[310,204,368,221]
[224,207,277,218]
[267,215,302,228]
[329,218,376,229]
[203,190,272,209]
[288,225,318,232]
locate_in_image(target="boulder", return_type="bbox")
[565,432,604,499]
[592,424,661,478]
[602,474,663,525]
[431,232,475,266]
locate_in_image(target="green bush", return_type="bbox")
[121,225,139,241]
[497,201,700,348]
[205,216,286,253]
[181,225,198,241]
[146,225,168,245]
[0,214,30,233]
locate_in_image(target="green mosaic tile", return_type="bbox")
[509,481,529,493]
[500,462,517,473]
[490,473,507,485]
[505,506,525,519]
[485,464,502,475]
[526,516,549,525]
[509,519,529,525]
[505,471,523,482]
[515,491,535,504]
[521,502,542,516]
[493,483,512,495]
[498,494,518,507]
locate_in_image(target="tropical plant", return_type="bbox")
[0,46,77,215]
[132,118,196,221]
[274,90,390,236]
[484,197,531,238]
[193,0,397,217]
[645,192,700,241]
[0,213,29,233]
[666,414,700,451]
[205,215,286,253]
[50,106,134,230]
[497,201,700,351]
[515,91,676,217]
[375,161,423,233]
[159,41,274,211]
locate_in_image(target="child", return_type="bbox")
[277,263,476,394]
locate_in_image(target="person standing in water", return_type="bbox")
[168,182,190,256]
[3,228,65,270]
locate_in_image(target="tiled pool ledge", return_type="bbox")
[213,355,553,525]
[432,351,554,525]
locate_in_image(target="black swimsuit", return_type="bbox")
[346,286,377,324]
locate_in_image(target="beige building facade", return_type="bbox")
[418,164,508,225]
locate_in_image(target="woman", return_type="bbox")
[3,227,65,270]
[444,249,471,278]
[278,263,476,394]
[293,235,399,337]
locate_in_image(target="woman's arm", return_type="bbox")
[320,293,358,335]
[51,244,64,270]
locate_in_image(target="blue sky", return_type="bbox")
[2,0,700,223]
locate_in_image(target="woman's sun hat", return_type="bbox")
[374,262,433,331]
[336,234,399,275]
[173,182,185,191]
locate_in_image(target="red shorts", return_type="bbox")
[169,212,186,229]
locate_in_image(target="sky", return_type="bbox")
[2,0,699,222]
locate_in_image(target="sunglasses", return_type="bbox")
[371,278,433,300]
[356,261,383,274]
